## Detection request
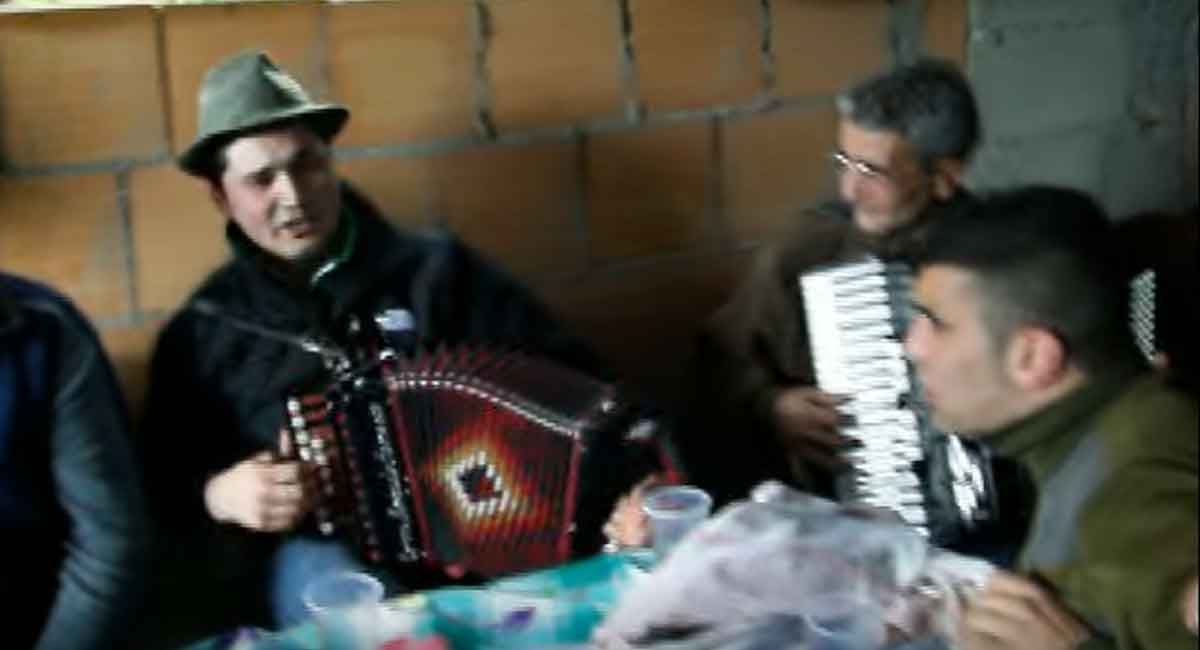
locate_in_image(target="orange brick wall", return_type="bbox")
[0,0,968,414]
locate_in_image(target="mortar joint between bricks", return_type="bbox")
[472,0,498,140]
[616,0,645,124]
[114,169,141,323]
[760,0,777,96]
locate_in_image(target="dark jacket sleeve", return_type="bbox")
[699,242,816,430]
[687,208,850,502]
[140,312,240,531]
[36,308,149,650]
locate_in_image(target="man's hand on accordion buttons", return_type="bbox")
[203,430,314,533]
[771,386,853,472]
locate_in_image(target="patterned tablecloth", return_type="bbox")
[184,551,649,650]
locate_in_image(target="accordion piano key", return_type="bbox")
[853,471,921,489]
[859,487,925,503]
[842,390,903,409]
[824,259,888,283]
[826,378,908,398]
[835,357,909,377]
[829,306,897,329]
[896,510,929,529]
[838,339,906,359]
[864,491,926,506]
[854,438,916,453]
[834,321,897,341]
[852,441,921,457]
[851,440,922,460]
[846,441,921,462]
[851,408,918,428]
[861,497,926,517]
[830,288,891,312]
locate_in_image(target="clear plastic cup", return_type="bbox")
[302,571,384,650]
[640,485,713,560]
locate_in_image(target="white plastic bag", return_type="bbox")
[593,481,992,648]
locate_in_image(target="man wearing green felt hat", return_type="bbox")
[177,51,350,270]
[140,51,652,631]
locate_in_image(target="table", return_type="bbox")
[183,551,649,650]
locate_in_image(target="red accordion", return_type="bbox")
[285,345,675,578]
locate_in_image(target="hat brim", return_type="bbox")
[178,104,349,177]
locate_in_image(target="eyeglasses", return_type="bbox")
[830,150,892,183]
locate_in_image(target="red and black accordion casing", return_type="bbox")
[284,345,675,578]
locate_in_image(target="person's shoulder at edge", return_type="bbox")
[751,200,855,289]
[1102,372,1199,465]
[1068,373,1199,649]
[0,272,97,338]
[1,271,74,308]
[772,200,853,258]
[702,201,850,317]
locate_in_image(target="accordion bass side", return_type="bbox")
[800,256,998,546]
[285,344,677,578]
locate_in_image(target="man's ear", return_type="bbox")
[930,158,966,201]
[1007,327,1068,390]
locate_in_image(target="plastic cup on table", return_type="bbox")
[640,485,713,561]
[302,571,384,650]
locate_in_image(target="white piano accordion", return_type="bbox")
[800,256,998,545]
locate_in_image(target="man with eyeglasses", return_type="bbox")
[689,59,980,506]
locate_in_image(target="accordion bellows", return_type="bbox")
[286,345,666,578]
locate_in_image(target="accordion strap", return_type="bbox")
[189,299,350,368]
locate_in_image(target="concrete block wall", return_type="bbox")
[1,0,971,415]
[966,0,1199,218]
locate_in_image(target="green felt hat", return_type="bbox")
[178,51,348,177]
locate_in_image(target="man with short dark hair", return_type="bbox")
[1,273,149,649]
[692,58,981,503]
[905,186,1198,650]
[141,51,614,628]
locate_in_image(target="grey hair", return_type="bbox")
[836,58,981,168]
